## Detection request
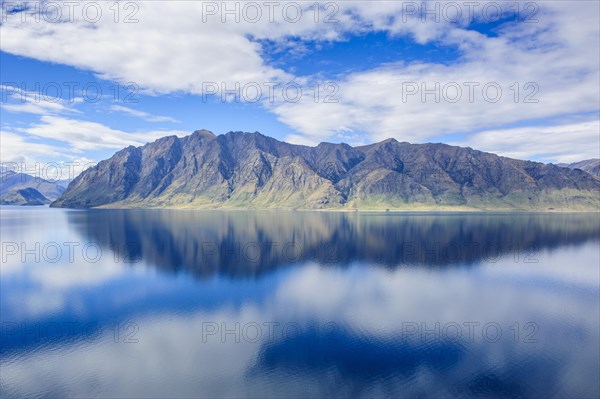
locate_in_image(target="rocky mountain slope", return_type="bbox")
[51,130,600,210]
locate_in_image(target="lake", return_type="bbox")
[1,207,599,398]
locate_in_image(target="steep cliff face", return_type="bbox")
[52,145,142,208]
[51,130,600,210]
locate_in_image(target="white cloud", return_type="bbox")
[0,126,99,180]
[1,116,188,175]
[0,129,69,165]
[275,2,599,150]
[0,84,81,115]
[110,105,180,123]
[0,1,298,94]
[454,120,600,164]
[15,115,188,152]
[1,1,598,163]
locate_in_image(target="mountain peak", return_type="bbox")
[380,138,398,144]
[220,130,272,144]
[192,129,216,139]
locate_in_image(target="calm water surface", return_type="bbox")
[1,207,599,398]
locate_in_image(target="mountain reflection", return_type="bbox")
[69,210,600,278]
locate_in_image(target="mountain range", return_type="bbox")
[558,159,600,177]
[1,171,66,205]
[51,130,600,211]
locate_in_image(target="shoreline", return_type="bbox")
[32,203,600,213]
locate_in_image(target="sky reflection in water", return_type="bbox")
[1,208,599,398]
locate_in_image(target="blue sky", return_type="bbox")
[1,1,599,178]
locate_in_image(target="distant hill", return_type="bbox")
[51,130,600,211]
[0,187,50,206]
[1,171,65,205]
[557,159,600,177]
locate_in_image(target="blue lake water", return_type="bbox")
[1,207,599,398]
